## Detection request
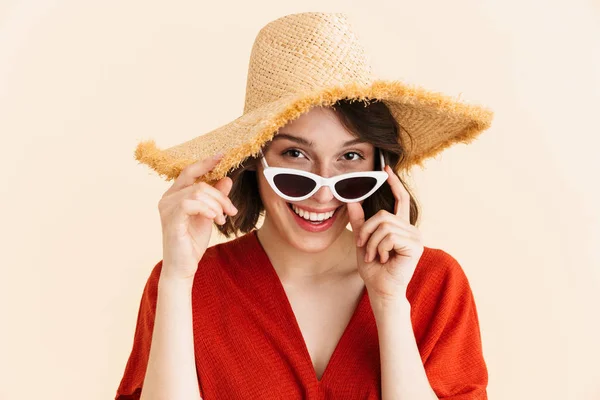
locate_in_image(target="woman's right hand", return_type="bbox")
[158,154,238,281]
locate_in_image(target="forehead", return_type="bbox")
[271,106,365,146]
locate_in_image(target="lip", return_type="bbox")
[287,203,341,233]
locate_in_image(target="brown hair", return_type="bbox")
[216,98,421,238]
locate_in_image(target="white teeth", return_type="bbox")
[291,204,335,221]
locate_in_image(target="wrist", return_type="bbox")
[158,270,195,291]
[370,294,411,317]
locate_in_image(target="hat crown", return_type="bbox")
[243,12,375,114]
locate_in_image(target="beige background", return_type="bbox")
[1,1,599,399]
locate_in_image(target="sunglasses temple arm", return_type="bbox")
[258,148,269,169]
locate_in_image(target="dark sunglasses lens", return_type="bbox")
[335,177,377,199]
[274,174,317,197]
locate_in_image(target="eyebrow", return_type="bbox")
[272,132,367,147]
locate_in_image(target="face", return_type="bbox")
[256,106,377,252]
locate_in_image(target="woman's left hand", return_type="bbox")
[347,165,425,303]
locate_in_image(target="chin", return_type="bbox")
[287,234,337,253]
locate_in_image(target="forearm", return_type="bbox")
[373,297,438,400]
[140,271,201,400]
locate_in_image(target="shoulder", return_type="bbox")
[407,246,483,344]
[414,245,470,285]
[407,245,474,308]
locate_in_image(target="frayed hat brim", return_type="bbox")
[134,79,493,184]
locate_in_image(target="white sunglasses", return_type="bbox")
[258,147,388,203]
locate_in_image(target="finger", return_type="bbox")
[356,210,388,248]
[165,153,225,196]
[358,209,414,248]
[384,165,411,222]
[193,192,228,224]
[363,222,392,263]
[379,247,389,264]
[377,233,396,264]
[180,198,218,219]
[212,175,235,199]
[183,180,238,215]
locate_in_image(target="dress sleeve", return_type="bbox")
[114,260,163,400]
[412,250,488,400]
[113,261,206,400]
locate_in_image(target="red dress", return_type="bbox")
[115,230,487,399]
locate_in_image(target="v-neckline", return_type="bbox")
[250,230,368,385]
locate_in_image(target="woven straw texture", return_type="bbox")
[134,12,494,185]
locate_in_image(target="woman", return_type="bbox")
[116,12,492,400]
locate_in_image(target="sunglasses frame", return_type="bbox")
[258,147,389,203]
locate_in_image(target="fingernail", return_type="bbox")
[213,152,225,160]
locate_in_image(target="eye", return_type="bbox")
[282,149,306,159]
[343,151,365,161]
[281,149,366,161]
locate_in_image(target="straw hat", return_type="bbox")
[134,11,494,185]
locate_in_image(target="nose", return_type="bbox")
[310,165,338,203]
[311,184,335,203]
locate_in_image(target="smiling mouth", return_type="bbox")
[286,202,343,218]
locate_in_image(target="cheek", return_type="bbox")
[256,174,270,196]
[256,176,280,208]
